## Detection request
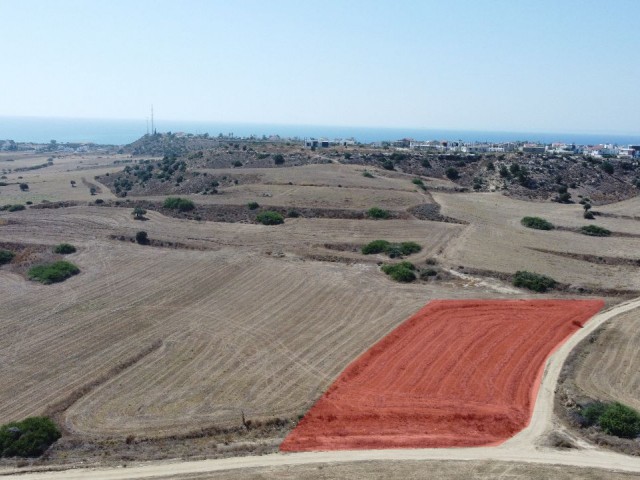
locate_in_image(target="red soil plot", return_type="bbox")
[280,299,604,451]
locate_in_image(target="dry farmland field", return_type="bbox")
[1,149,640,475]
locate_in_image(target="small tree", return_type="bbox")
[132,206,147,220]
[273,154,285,165]
[19,183,29,191]
[135,231,149,245]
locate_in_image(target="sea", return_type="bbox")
[1,116,639,147]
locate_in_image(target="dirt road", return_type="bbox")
[4,298,640,479]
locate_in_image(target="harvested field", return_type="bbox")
[572,308,640,411]
[0,204,486,444]
[281,299,604,451]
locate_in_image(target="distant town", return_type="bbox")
[1,133,639,159]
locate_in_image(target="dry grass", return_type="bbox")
[139,163,430,210]
[0,152,130,204]
[573,308,640,411]
[158,460,640,479]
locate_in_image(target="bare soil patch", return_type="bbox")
[281,299,603,451]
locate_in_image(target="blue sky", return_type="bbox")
[1,0,639,134]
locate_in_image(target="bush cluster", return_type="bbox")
[521,216,554,230]
[381,261,416,282]
[256,211,284,225]
[54,243,76,254]
[1,204,26,212]
[367,207,390,219]
[580,225,611,237]
[0,249,15,265]
[0,417,61,457]
[28,260,80,284]
[361,240,422,258]
[163,197,195,212]
[513,270,557,292]
[580,401,640,438]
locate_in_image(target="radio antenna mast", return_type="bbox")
[151,105,155,134]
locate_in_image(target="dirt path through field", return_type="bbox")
[4,298,640,479]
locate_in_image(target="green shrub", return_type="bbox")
[247,201,260,210]
[385,244,403,258]
[256,211,284,225]
[381,261,416,282]
[599,402,640,438]
[0,250,15,265]
[28,261,80,284]
[273,154,285,165]
[136,231,149,245]
[580,225,611,237]
[232,160,242,167]
[367,207,390,219]
[399,241,422,256]
[513,270,557,292]
[362,240,421,257]
[7,204,25,212]
[381,159,394,170]
[54,243,76,254]
[362,171,374,178]
[521,216,555,230]
[445,167,460,180]
[287,210,300,218]
[362,240,391,255]
[163,197,195,212]
[421,268,438,278]
[601,161,614,174]
[582,401,607,427]
[0,417,61,457]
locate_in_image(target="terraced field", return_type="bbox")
[435,192,640,291]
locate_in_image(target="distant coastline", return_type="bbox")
[1,116,639,146]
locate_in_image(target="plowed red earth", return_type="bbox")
[280,299,604,451]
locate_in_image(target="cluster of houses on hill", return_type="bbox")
[299,136,639,158]
[386,139,640,158]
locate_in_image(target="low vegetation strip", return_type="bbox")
[280,299,604,451]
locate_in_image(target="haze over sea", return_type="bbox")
[1,116,639,147]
